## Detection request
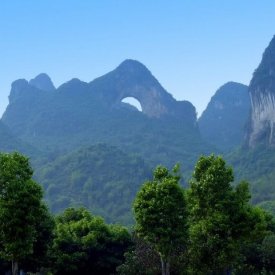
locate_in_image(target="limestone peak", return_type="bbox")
[29,73,55,92]
[247,35,275,147]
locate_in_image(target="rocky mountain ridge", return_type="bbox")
[1,59,208,172]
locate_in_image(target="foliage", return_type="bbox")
[261,233,275,272]
[234,208,275,274]
[51,207,132,275]
[0,121,35,154]
[21,203,55,272]
[187,155,270,274]
[227,145,275,213]
[117,235,161,275]
[0,152,54,274]
[36,144,151,225]
[133,164,188,275]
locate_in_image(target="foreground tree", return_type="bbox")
[117,234,161,275]
[21,203,55,273]
[188,155,270,274]
[51,207,132,275]
[0,152,53,275]
[133,165,187,275]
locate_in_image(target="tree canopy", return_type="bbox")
[133,164,187,275]
[51,207,132,275]
[188,155,272,274]
[0,152,53,275]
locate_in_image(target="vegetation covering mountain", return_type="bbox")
[0,121,35,154]
[1,60,213,173]
[1,152,273,274]
[227,145,275,216]
[35,144,151,225]
[198,82,250,151]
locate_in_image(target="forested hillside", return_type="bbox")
[1,152,274,274]
[199,82,250,151]
[227,146,275,215]
[35,144,151,225]
[0,121,35,154]
[1,60,213,172]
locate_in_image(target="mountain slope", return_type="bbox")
[199,82,250,151]
[1,60,213,172]
[0,120,35,154]
[227,145,275,215]
[35,144,151,225]
[225,36,275,216]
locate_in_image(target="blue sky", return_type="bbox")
[1,1,275,117]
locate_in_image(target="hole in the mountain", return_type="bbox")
[121,97,142,112]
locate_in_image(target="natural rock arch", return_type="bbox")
[114,87,170,118]
[121,97,142,112]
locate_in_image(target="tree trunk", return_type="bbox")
[160,257,170,275]
[12,260,18,275]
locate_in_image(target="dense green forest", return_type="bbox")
[0,152,274,274]
[227,145,275,215]
[35,144,151,225]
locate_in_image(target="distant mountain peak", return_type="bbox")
[112,59,155,81]
[116,59,150,72]
[199,82,249,151]
[89,59,196,119]
[9,79,29,103]
[29,73,55,92]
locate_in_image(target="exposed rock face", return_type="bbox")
[248,36,275,147]
[90,59,196,121]
[199,82,250,151]
[29,73,55,92]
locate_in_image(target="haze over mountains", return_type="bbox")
[1,35,275,222]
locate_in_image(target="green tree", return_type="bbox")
[188,155,269,274]
[0,152,52,275]
[117,234,161,275]
[51,207,131,275]
[261,233,275,272]
[21,203,55,273]
[133,164,187,275]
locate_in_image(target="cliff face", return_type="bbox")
[248,35,275,147]
[198,82,250,151]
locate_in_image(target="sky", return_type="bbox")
[1,1,275,118]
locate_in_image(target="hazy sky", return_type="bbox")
[1,1,275,117]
